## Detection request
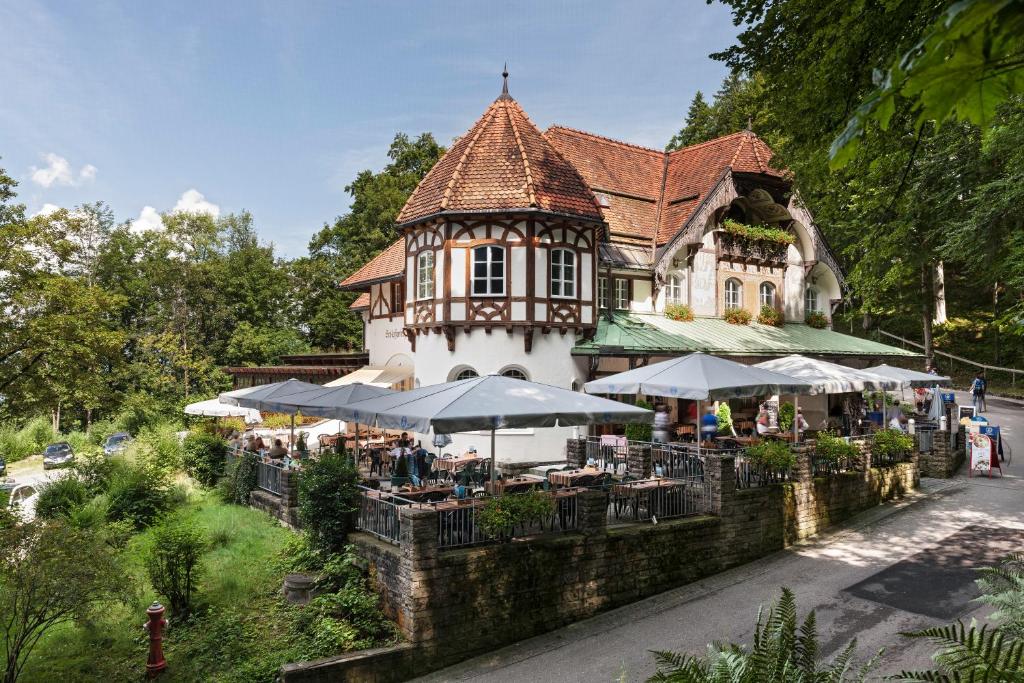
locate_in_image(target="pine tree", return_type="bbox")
[667,91,715,150]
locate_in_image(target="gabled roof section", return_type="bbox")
[349,292,370,310]
[544,127,788,247]
[339,239,405,290]
[396,97,602,226]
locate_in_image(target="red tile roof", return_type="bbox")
[339,238,405,289]
[349,292,370,309]
[545,127,786,246]
[396,96,602,225]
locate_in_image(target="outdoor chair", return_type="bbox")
[575,474,598,488]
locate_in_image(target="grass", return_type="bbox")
[18,489,321,683]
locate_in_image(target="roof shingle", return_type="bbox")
[339,239,405,289]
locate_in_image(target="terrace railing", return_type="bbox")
[584,436,629,474]
[584,437,705,480]
[256,459,284,495]
[734,453,792,489]
[607,477,710,523]
[435,490,580,550]
[650,442,706,479]
[355,485,403,544]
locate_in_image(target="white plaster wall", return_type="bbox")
[581,255,593,300]
[783,244,805,322]
[691,232,718,316]
[363,313,412,367]
[807,262,842,322]
[451,250,466,297]
[535,249,548,299]
[511,247,527,297]
[631,279,654,313]
[413,330,588,465]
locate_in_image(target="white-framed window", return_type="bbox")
[614,279,629,310]
[759,282,775,308]
[666,273,683,304]
[452,367,479,381]
[598,277,609,309]
[724,278,742,309]
[500,366,529,381]
[471,245,505,296]
[417,251,434,299]
[550,248,576,298]
[805,286,819,313]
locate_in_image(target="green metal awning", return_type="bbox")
[573,313,919,358]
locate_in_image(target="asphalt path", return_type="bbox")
[418,391,1024,682]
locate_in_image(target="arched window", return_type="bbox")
[666,273,683,304]
[570,379,580,392]
[759,282,776,308]
[500,367,529,381]
[417,251,434,299]
[724,278,742,309]
[550,248,576,298]
[453,367,479,381]
[471,245,505,296]
[805,287,819,313]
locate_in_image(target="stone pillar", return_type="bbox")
[396,506,438,644]
[280,470,300,508]
[627,442,652,479]
[566,438,587,469]
[577,489,609,535]
[705,454,735,516]
[792,445,813,484]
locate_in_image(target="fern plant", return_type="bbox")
[648,588,876,682]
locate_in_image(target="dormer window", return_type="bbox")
[550,248,576,298]
[595,192,611,208]
[471,245,505,296]
[417,251,435,299]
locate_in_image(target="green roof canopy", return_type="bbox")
[573,313,918,358]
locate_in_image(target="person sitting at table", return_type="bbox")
[413,441,429,480]
[756,406,771,436]
[795,407,810,436]
[700,405,719,443]
[267,439,288,461]
[399,431,410,449]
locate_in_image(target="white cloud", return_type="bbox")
[31,203,60,218]
[171,188,220,217]
[131,206,164,234]
[30,153,97,188]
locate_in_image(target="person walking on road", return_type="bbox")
[970,373,986,412]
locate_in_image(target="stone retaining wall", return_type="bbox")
[248,469,301,528]
[917,428,964,478]
[324,452,918,682]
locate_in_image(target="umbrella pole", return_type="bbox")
[490,428,497,494]
[355,423,361,465]
[290,413,295,451]
[793,395,800,443]
[696,400,702,460]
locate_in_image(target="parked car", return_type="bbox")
[103,431,131,456]
[0,456,5,478]
[42,442,74,470]
[7,484,38,522]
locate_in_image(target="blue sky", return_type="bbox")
[1,1,739,257]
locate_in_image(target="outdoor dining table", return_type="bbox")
[393,485,455,503]
[484,475,545,495]
[435,454,487,473]
[714,435,758,447]
[547,466,604,488]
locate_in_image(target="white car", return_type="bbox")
[6,484,38,522]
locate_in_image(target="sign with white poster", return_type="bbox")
[970,432,992,476]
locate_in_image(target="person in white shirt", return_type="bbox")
[795,408,810,435]
[756,406,771,436]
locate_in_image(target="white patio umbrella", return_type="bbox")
[183,398,261,423]
[220,379,326,449]
[334,374,653,486]
[584,352,816,448]
[864,364,952,389]
[755,355,901,393]
[248,383,397,458]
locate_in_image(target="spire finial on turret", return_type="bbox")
[499,62,511,100]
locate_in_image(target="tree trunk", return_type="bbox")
[933,261,947,325]
[921,265,935,371]
[994,282,1000,365]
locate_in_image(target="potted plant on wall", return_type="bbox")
[757,305,784,327]
[664,303,694,322]
[724,307,752,325]
[806,311,828,329]
[478,491,556,542]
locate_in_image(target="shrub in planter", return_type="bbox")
[716,403,733,435]
[35,476,89,520]
[871,428,913,460]
[477,490,556,540]
[806,311,828,329]
[814,432,859,462]
[299,451,361,555]
[182,431,227,487]
[757,305,783,327]
[625,400,654,441]
[664,303,694,322]
[146,519,207,620]
[724,307,752,325]
[747,439,796,471]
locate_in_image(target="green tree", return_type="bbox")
[0,520,129,683]
[667,91,715,150]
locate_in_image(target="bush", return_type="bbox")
[299,451,361,554]
[129,423,184,474]
[872,428,913,459]
[724,307,752,325]
[106,461,172,528]
[72,450,118,495]
[35,476,89,520]
[182,431,227,487]
[716,403,733,435]
[625,399,654,441]
[307,547,399,651]
[814,431,859,462]
[757,304,783,327]
[0,416,58,463]
[664,303,694,322]
[778,402,795,432]
[146,519,207,620]
[114,392,167,435]
[747,439,796,471]
[806,311,828,329]
[478,491,556,540]
[218,452,258,505]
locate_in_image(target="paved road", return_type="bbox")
[419,391,1023,682]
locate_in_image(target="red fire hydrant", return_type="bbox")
[143,601,168,678]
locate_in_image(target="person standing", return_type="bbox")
[970,373,985,412]
[700,405,719,445]
[652,403,671,443]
